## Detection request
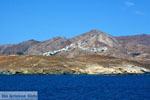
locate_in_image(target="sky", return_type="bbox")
[0,0,150,44]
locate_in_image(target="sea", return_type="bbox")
[0,75,150,100]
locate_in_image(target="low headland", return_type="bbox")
[0,55,149,75]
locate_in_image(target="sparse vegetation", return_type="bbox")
[0,55,149,75]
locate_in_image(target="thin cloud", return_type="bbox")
[136,11,146,16]
[125,1,135,7]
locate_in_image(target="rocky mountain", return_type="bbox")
[116,34,150,64]
[116,34,150,46]
[0,30,150,65]
[39,30,120,57]
[116,34,150,54]
[26,37,71,55]
[97,34,150,65]
[0,40,39,55]
[70,30,119,48]
[0,30,118,56]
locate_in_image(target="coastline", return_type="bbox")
[0,70,149,75]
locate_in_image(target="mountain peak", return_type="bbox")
[51,36,67,40]
[70,30,119,48]
[89,30,102,33]
[20,39,39,45]
[87,30,106,35]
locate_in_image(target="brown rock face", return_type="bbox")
[116,34,150,45]
[116,34,150,54]
[70,30,119,48]
[100,34,150,65]
[0,40,39,55]
[26,37,71,55]
[117,34,150,59]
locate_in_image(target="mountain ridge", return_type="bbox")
[0,30,150,65]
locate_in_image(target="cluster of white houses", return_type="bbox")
[78,46,108,53]
[43,44,108,56]
[43,44,74,56]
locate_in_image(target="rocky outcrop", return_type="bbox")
[0,55,149,75]
[81,64,150,75]
[70,30,119,48]
[74,55,150,75]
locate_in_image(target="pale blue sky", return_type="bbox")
[0,0,150,44]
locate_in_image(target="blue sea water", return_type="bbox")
[0,75,150,100]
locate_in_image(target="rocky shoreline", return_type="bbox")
[0,68,149,75]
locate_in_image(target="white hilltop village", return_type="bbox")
[43,44,108,56]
